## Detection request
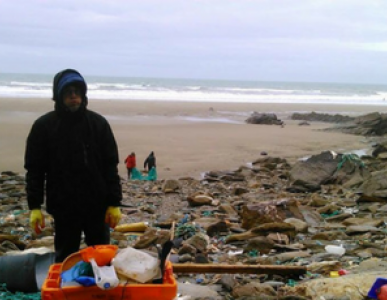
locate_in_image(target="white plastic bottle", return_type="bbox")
[325,244,346,256]
[90,258,119,290]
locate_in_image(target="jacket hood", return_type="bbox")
[52,69,88,116]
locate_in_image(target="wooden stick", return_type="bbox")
[172,263,306,276]
[170,221,175,241]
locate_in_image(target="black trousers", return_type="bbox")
[53,209,110,263]
[127,168,133,179]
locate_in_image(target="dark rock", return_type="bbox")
[243,236,275,254]
[178,243,197,255]
[288,151,342,192]
[178,253,193,263]
[245,112,283,125]
[206,221,229,237]
[219,274,238,291]
[298,121,310,126]
[195,253,209,263]
[325,112,387,136]
[241,199,303,229]
[291,111,354,123]
[360,169,387,198]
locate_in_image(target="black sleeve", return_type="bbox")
[24,119,48,210]
[144,157,148,169]
[101,120,122,206]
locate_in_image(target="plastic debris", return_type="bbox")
[0,283,41,300]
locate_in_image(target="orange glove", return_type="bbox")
[105,206,122,228]
[30,209,45,234]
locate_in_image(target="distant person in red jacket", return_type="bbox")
[124,152,136,179]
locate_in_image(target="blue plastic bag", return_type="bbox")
[75,276,96,287]
[61,261,94,285]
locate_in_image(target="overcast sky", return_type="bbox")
[1,0,386,84]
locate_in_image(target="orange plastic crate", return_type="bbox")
[41,261,177,300]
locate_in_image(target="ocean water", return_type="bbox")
[0,72,387,105]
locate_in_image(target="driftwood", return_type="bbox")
[172,263,306,275]
[170,221,175,240]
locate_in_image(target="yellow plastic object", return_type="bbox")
[114,222,148,233]
[30,209,45,234]
[330,271,340,278]
[105,206,122,228]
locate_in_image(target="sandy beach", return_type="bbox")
[1,97,386,180]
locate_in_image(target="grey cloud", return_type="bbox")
[0,0,386,83]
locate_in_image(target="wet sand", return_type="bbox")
[1,97,384,179]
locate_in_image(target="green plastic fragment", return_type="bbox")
[287,279,297,287]
[321,210,340,218]
[248,249,259,257]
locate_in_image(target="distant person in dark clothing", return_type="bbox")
[124,152,136,179]
[25,69,122,263]
[144,151,156,172]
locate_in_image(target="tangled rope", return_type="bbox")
[337,153,365,171]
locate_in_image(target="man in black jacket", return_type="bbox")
[25,69,122,262]
[144,151,156,172]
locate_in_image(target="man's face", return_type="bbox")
[63,85,82,112]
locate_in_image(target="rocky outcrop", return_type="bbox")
[245,112,283,125]
[288,151,342,192]
[359,169,387,198]
[326,112,387,136]
[288,151,368,192]
[291,111,354,123]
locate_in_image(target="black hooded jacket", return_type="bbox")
[24,70,122,214]
[144,151,156,171]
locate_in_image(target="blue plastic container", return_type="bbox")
[368,277,387,299]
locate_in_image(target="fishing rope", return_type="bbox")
[336,153,365,171]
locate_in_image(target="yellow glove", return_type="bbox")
[30,209,45,234]
[105,206,122,229]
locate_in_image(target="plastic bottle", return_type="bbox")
[325,244,346,256]
[90,259,119,290]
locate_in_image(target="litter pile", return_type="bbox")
[3,145,387,299]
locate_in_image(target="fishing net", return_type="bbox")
[0,283,41,300]
[130,167,157,181]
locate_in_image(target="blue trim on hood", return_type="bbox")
[57,72,87,97]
